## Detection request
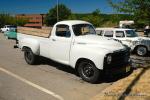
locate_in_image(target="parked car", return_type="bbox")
[144,29,150,37]
[4,28,17,39]
[17,20,131,83]
[1,25,17,33]
[96,28,150,56]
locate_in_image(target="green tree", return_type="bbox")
[82,9,104,27]
[0,13,10,27]
[68,14,77,20]
[108,0,150,25]
[44,4,71,26]
[92,9,101,16]
[15,18,28,26]
[0,13,28,27]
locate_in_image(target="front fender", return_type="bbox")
[132,41,150,51]
[19,38,40,55]
[70,44,110,70]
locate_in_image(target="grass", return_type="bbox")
[91,65,150,100]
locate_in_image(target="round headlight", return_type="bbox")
[107,55,112,64]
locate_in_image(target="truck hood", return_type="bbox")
[74,35,125,52]
[126,37,150,41]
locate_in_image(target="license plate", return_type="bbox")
[126,66,131,72]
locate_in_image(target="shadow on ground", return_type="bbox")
[118,67,150,100]
[35,56,133,84]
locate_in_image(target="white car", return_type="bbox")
[96,28,150,56]
[17,20,131,83]
[1,25,16,33]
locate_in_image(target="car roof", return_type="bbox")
[5,25,16,27]
[96,27,133,31]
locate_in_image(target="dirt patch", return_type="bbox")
[91,65,150,100]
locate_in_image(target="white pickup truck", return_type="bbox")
[96,28,150,56]
[17,20,131,83]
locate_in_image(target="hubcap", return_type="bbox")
[82,63,94,78]
[137,47,147,56]
[25,51,32,61]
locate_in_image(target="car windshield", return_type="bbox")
[126,30,138,37]
[72,24,96,36]
[7,25,16,28]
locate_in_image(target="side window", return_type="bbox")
[96,30,104,36]
[104,30,113,37]
[56,25,71,37]
[115,31,125,38]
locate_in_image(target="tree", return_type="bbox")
[108,0,150,25]
[81,9,105,27]
[16,18,28,26]
[0,13,28,27]
[44,4,71,26]
[92,9,101,16]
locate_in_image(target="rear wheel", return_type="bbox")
[136,46,147,56]
[78,60,100,83]
[5,36,9,39]
[24,48,37,65]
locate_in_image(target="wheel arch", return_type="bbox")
[133,45,148,52]
[19,38,40,55]
[22,46,31,51]
[75,58,97,73]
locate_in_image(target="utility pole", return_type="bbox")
[57,0,59,22]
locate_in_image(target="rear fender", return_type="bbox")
[20,38,40,55]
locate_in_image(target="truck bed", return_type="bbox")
[17,27,52,38]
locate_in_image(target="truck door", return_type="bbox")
[114,31,130,46]
[50,24,72,64]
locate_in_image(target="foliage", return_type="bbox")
[108,0,150,26]
[82,9,105,27]
[68,13,133,27]
[44,4,71,26]
[68,9,104,27]
[44,4,135,27]
[0,13,28,27]
[16,18,28,26]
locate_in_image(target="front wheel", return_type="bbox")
[24,48,37,65]
[136,46,147,56]
[78,60,100,83]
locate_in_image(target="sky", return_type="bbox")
[0,0,119,14]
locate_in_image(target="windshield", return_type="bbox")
[126,30,138,37]
[72,24,96,36]
[7,25,16,28]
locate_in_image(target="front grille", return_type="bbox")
[104,49,130,69]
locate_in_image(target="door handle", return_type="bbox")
[52,39,56,41]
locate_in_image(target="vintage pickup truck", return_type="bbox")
[17,20,131,83]
[96,28,150,56]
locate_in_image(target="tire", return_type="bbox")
[148,33,150,37]
[78,60,100,83]
[5,36,9,39]
[136,46,147,56]
[24,48,37,65]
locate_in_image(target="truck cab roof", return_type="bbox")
[96,28,133,31]
[56,20,92,26]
